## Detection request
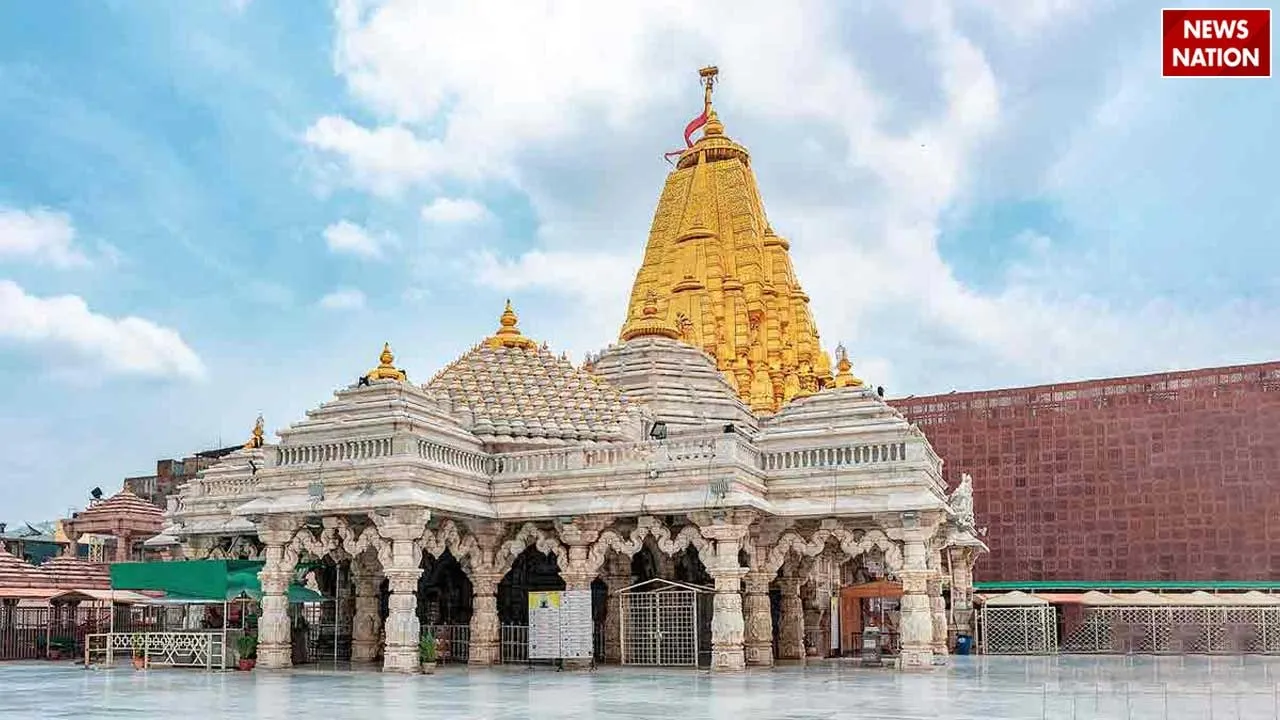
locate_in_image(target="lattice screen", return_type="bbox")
[978,606,1057,655]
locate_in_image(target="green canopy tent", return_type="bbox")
[110,560,325,603]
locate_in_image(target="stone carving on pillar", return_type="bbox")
[948,474,975,529]
[887,521,939,669]
[601,554,632,664]
[556,518,612,670]
[372,508,430,674]
[776,570,806,662]
[694,510,755,672]
[742,570,774,667]
[457,521,503,667]
[255,516,301,670]
[927,571,949,658]
[348,550,383,663]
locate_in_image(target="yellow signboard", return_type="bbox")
[528,591,561,610]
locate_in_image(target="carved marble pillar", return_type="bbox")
[776,574,806,661]
[602,555,632,664]
[465,572,499,666]
[466,522,503,667]
[557,519,604,670]
[949,547,976,639]
[896,532,935,669]
[255,519,298,670]
[742,570,774,667]
[374,509,429,674]
[928,572,949,659]
[699,515,753,672]
[804,596,824,658]
[350,556,383,663]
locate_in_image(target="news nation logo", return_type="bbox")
[1162,8,1271,77]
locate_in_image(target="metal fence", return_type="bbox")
[0,605,163,661]
[1062,606,1280,655]
[979,605,1059,655]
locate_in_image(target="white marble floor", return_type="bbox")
[3,655,1280,720]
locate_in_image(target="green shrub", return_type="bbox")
[237,634,258,659]
[418,630,437,664]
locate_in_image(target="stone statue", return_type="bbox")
[949,473,975,528]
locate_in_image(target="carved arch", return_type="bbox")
[583,515,714,576]
[764,525,904,576]
[496,522,566,575]
[336,521,393,570]
[282,523,343,570]
[423,519,482,571]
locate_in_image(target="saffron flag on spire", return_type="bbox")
[663,109,709,164]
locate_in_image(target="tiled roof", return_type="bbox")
[75,489,164,523]
[0,546,52,589]
[37,556,110,590]
[426,343,636,443]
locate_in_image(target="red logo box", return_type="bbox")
[1162,8,1271,77]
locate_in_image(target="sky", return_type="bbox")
[1,0,1276,523]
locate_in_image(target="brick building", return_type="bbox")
[123,446,240,509]
[891,361,1280,584]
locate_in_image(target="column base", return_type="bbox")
[562,658,593,670]
[467,641,499,666]
[744,643,774,667]
[710,647,746,671]
[382,645,420,674]
[351,640,379,663]
[257,645,292,670]
[897,646,935,670]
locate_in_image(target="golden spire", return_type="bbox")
[622,66,834,413]
[486,299,538,350]
[243,414,265,449]
[366,342,408,381]
[833,344,864,388]
[620,290,681,341]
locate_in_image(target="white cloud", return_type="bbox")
[318,1,1276,393]
[318,288,367,310]
[304,115,442,196]
[0,208,90,268]
[323,220,386,259]
[0,280,205,379]
[421,197,489,224]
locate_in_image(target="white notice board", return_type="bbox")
[526,590,594,660]
[528,591,562,659]
[559,589,594,659]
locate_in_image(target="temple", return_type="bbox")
[160,67,985,673]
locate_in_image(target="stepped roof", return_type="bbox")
[425,302,638,443]
[0,546,51,589]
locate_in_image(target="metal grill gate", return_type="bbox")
[619,579,711,667]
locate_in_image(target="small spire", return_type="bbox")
[833,343,864,388]
[243,414,265,449]
[699,65,718,116]
[620,290,681,341]
[366,342,408,381]
[487,299,538,350]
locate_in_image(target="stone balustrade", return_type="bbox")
[758,441,910,472]
[491,434,729,478]
[417,439,489,475]
[196,476,257,497]
[276,437,395,466]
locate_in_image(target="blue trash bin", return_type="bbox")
[955,634,973,655]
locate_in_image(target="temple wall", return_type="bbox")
[891,361,1280,583]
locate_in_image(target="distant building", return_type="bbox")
[123,446,240,508]
[891,361,1280,584]
[0,522,66,565]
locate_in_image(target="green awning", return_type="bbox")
[110,560,325,603]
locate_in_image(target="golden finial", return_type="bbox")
[243,414,265,449]
[833,343,864,388]
[486,299,538,350]
[365,342,408,382]
[620,290,681,341]
[699,66,718,115]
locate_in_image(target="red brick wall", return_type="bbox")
[890,362,1280,583]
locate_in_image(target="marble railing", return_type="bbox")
[490,435,735,479]
[194,476,257,497]
[276,437,395,466]
[758,441,909,472]
[417,439,489,475]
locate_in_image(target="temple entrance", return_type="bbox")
[838,580,903,657]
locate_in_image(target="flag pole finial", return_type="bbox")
[699,66,719,115]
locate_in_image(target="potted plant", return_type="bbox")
[418,630,438,674]
[237,634,258,671]
[130,635,146,670]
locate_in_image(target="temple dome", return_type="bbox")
[426,302,643,447]
[622,67,834,414]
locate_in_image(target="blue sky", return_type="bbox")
[1,0,1276,523]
